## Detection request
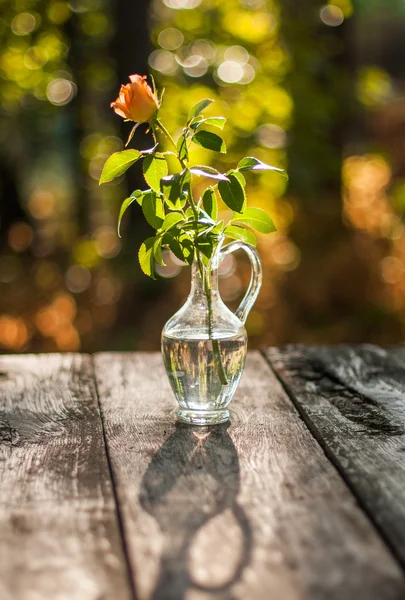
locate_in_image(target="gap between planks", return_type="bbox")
[91,354,138,600]
[94,350,405,600]
[264,344,405,576]
[0,353,133,600]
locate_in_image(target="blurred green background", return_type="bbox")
[1,0,405,353]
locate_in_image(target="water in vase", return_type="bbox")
[162,331,247,424]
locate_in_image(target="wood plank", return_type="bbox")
[94,351,405,600]
[266,344,405,570]
[0,354,132,600]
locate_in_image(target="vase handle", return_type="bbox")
[219,241,263,324]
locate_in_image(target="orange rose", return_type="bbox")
[111,75,159,123]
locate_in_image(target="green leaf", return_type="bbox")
[154,237,165,266]
[211,220,224,235]
[196,223,216,237]
[192,130,226,153]
[187,98,214,123]
[179,236,194,265]
[142,191,165,229]
[200,116,226,130]
[195,236,215,259]
[161,170,190,210]
[196,207,215,224]
[180,168,191,187]
[163,231,194,265]
[189,115,204,129]
[168,195,188,211]
[161,173,179,198]
[231,169,246,186]
[138,237,157,278]
[231,207,276,233]
[218,171,246,213]
[161,174,184,210]
[117,196,138,237]
[190,116,226,131]
[143,153,168,191]
[190,166,229,181]
[182,219,212,233]
[161,212,183,231]
[237,156,286,175]
[127,189,145,206]
[177,133,188,163]
[99,150,142,184]
[224,224,256,246]
[202,187,218,220]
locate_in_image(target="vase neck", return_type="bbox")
[190,260,219,300]
[188,237,225,301]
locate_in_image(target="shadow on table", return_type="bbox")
[140,422,252,600]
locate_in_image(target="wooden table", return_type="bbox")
[1,346,405,600]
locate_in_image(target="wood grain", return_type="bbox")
[266,344,405,569]
[0,354,132,600]
[94,351,405,600]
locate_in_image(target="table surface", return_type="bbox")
[1,346,405,600]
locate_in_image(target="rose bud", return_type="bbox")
[111,75,159,123]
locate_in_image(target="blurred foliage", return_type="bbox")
[148,0,297,344]
[2,0,405,352]
[0,0,127,352]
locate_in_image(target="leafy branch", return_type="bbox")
[100,97,286,279]
[100,87,286,386]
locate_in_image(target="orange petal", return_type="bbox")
[130,74,156,101]
[112,75,158,123]
[124,85,133,105]
[111,101,131,119]
[129,74,146,84]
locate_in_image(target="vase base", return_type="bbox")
[177,408,230,426]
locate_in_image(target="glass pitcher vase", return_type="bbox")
[162,237,263,425]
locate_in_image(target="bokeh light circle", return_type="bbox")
[11,13,37,36]
[149,50,178,75]
[320,5,344,26]
[46,78,76,105]
[217,61,244,84]
[224,45,249,65]
[163,0,202,8]
[158,28,184,51]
